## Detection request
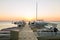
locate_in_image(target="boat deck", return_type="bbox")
[34,32,60,40]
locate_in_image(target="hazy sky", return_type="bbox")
[0,0,60,21]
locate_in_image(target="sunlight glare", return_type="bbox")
[22,13,34,21]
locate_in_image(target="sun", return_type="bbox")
[26,17,33,21]
[22,13,34,21]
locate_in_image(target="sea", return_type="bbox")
[0,21,60,30]
[0,21,17,30]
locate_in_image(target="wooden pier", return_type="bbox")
[10,24,38,40]
[10,24,60,40]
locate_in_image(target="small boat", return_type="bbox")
[13,20,26,27]
[29,20,48,29]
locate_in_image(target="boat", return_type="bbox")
[13,20,26,27]
[29,20,48,29]
[29,20,60,40]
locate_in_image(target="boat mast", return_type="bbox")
[36,0,38,21]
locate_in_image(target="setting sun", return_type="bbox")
[22,13,34,20]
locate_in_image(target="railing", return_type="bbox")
[0,34,10,40]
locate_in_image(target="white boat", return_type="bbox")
[29,20,60,40]
[13,20,26,27]
[29,20,48,29]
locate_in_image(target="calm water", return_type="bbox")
[0,21,60,30]
[0,22,17,30]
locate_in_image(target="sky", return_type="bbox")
[0,0,60,21]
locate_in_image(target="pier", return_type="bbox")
[10,23,38,40]
[1,23,60,40]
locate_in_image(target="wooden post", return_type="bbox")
[10,30,19,40]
